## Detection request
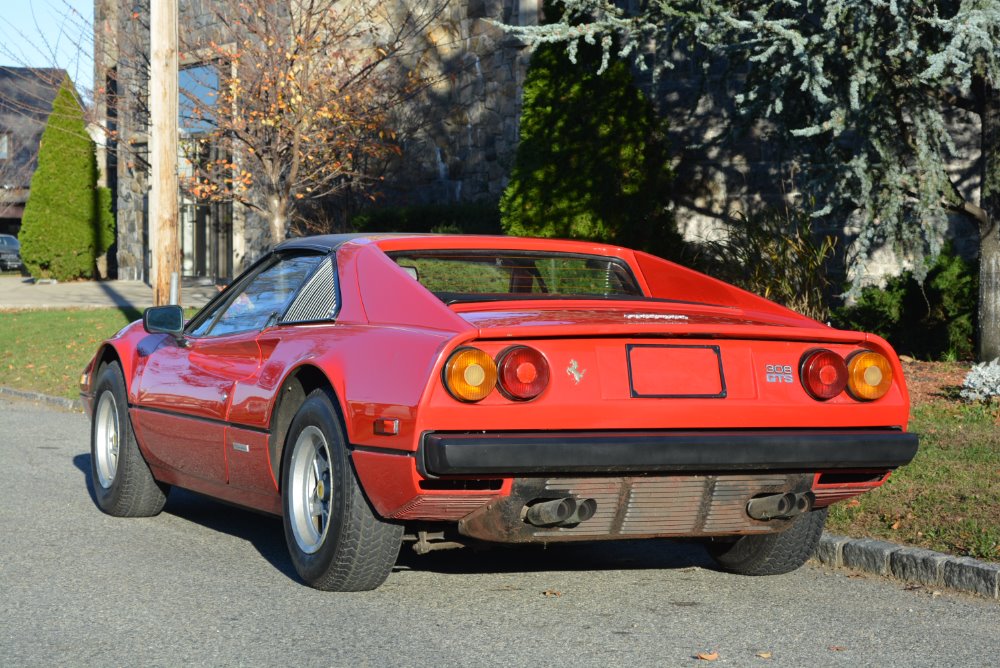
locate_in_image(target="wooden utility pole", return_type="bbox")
[150,0,180,305]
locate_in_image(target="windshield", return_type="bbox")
[388,250,644,303]
[0,235,18,249]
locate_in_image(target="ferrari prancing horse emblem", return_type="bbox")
[567,359,586,384]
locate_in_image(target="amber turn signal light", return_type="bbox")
[497,345,550,401]
[847,351,893,401]
[800,349,848,401]
[444,347,498,402]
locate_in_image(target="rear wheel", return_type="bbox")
[90,362,169,516]
[708,508,827,576]
[281,389,402,591]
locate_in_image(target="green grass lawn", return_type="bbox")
[0,308,144,399]
[1,308,997,560]
[827,399,1000,561]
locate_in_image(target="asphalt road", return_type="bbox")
[2,399,997,667]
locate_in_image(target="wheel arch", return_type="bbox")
[92,343,124,385]
[268,363,346,489]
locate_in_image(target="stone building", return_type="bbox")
[94,0,539,281]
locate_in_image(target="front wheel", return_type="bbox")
[707,508,827,576]
[281,389,402,591]
[90,361,169,516]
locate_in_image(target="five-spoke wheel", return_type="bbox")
[287,425,334,554]
[89,361,169,517]
[281,388,403,591]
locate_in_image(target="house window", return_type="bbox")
[179,63,219,135]
[511,0,539,26]
[0,134,10,161]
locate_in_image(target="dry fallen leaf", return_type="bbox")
[756,651,772,659]
[542,589,561,598]
[828,646,848,652]
[846,498,861,507]
[891,519,902,530]
[695,651,719,661]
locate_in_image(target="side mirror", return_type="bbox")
[143,305,185,342]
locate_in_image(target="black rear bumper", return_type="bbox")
[419,429,919,477]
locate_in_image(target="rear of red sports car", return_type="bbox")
[81,234,916,591]
[347,237,917,577]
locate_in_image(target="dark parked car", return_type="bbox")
[0,234,22,271]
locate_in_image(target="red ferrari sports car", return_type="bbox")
[81,234,917,591]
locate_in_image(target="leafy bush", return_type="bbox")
[833,244,977,360]
[694,207,837,322]
[961,359,1000,402]
[499,39,680,259]
[20,77,110,281]
[351,202,501,235]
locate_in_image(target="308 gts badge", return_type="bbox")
[765,364,794,383]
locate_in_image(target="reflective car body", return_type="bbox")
[82,234,917,589]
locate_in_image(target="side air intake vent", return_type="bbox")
[284,259,337,322]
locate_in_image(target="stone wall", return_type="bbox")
[95,0,533,280]
[647,52,982,286]
[382,1,530,207]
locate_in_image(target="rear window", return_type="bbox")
[388,250,644,302]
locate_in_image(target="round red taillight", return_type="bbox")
[497,346,550,401]
[800,349,848,401]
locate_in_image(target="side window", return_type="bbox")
[190,254,322,337]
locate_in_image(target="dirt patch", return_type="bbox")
[899,358,970,407]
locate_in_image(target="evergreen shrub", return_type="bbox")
[20,77,109,281]
[97,186,115,254]
[499,40,679,259]
[351,202,501,235]
[833,245,977,361]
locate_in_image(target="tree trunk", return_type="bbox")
[979,82,1000,362]
[267,194,288,248]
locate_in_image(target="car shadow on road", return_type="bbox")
[73,452,298,581]
[394,538,716,578]
[73,453,716,584]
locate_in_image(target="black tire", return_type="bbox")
[281,389,403,591]
[90,362,169,516]
[707,508,828,576]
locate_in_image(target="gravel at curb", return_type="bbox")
[815,533,1000,599]
[0,386,82,412]
[3,388,996,599]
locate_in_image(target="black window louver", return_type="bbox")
[284,258,337,322]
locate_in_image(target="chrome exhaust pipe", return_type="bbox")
[524,498,577,527]
[559,498,597,526]
[747,493,795,520]
[747,492,814,520]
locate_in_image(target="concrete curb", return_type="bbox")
[815,533,1000,600]
[0,386,82,412]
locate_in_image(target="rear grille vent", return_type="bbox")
[534,474,806,538]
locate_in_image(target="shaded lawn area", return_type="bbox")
[0,310,997,561]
